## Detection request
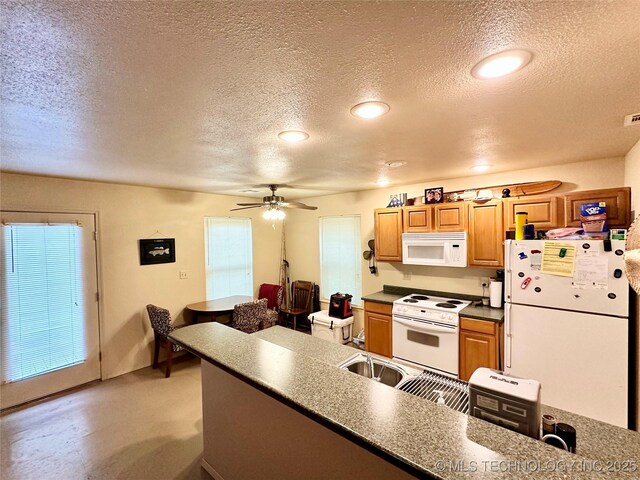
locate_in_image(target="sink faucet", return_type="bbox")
[366,354,375,379]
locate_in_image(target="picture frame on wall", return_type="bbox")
[139,238,176,265]
[424,187,444,204]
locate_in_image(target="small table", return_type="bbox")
[186,295,255,323]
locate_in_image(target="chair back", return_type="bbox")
[146,304,174,338]
[258,283,283,310]
[291,281,313,313]
[232,298,268,334]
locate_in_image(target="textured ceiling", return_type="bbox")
[1,1,639,199]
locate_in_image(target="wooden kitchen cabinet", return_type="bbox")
[467,200,504,268]
[563,187,632,228]
[434,202,467,231]
[458,317,502,382]
[374,208,403,262]
[364,301,392,358]
[402,205,433,232]
[505,196,562,230]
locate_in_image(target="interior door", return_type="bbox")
[0,212,101,409]
[504,303,627,427]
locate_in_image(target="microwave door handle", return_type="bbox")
[393,317,456,334]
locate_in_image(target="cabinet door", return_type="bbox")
[506,196,561,230]
[402,205,433,233]
[434,203,467,231]
[364,312,392,357]
[564,187,631,228]
[468,200,504,267]
[374,208,403,262]
[459,330,497,381]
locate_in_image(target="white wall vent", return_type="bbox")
[624,113,640,127]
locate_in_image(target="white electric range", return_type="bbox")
[392,294,471,376]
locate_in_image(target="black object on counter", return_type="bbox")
[556,423,577,453]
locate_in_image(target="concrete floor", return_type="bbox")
[1,358,209,480]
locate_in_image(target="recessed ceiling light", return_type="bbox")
[376,178,390,187]
[351,101,390,119]
[471,164,492,172]
[278,130,309,143]
[384,161,407,168]
[471,49,532,79]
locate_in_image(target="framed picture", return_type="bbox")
[424,187,444,204]
[139,238,176,265]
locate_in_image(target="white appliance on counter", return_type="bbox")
[402,232,467,267]
[504,239,630,428]
[392,294,471,375]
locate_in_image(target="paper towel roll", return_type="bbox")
[490,280,502,308]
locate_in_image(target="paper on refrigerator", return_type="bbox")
[541,241,576,277]
[572,254,609,289]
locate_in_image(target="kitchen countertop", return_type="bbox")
[362,285,504,323]
[171,324,639,479]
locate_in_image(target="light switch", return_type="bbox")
[179,271,188,279]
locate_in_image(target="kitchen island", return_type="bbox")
[170,324,639,479]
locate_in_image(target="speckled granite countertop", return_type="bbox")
[362,285,504,324]
[171,324,639,479]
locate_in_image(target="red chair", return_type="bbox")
[258,283,283,311]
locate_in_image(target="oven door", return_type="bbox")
[392,315,459,375]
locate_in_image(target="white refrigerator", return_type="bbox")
[504,239,630,428]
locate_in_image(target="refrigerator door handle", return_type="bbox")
[504,302,512,369]
[504,241,512,301]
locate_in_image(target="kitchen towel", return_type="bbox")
[625,215,640,294]
[490,279,502,308]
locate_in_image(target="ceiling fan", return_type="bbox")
[231,184,317,220]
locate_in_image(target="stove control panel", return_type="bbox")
[392,304,459,325]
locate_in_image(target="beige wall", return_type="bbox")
[626,139,640,216]
[624,139,640,429]
[286,156,626,334]
[0,173,282,379]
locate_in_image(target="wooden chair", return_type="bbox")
[280,281,313,331]
[230,299,278,334]
[146,304,184,378]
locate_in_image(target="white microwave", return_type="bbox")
[402,232,467,267]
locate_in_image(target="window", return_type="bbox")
[204,217,253,300]
[1,224,85,383]
[319,215,362,306]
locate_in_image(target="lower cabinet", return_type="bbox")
[364,301,392,358]
[458,317,502,381]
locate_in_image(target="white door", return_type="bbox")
[504,303,628,427]
[0,212,101,409]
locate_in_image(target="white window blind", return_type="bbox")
[205,217,253,300]
[1,224,85,384]
[319,215,362,306]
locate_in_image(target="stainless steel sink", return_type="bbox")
[338,353,409,388]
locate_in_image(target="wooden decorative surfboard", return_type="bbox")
[445,180,562,200]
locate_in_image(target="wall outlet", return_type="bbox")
[403,271,411,280]
[179,271,188,279]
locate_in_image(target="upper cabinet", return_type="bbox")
[468,200,504,268]
[403,205,433,232]
[563,187,632,228]
[505,196,562,230]
[434,202,468,231]
[374,208,403,262]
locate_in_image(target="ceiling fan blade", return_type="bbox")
[236,202,265,207]
[230,205,263,211]
[282,202,318,210]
